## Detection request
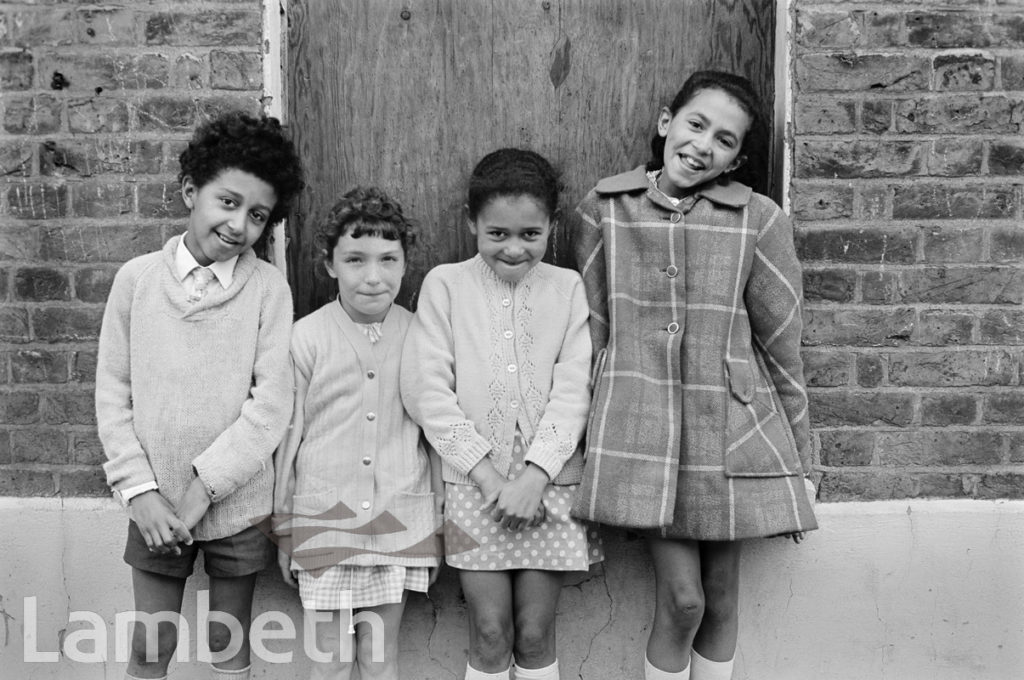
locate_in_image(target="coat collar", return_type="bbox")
[594,165,752,208]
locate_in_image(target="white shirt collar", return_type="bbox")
[174,234,237,289]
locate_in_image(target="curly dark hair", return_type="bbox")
[178,110,304,250]
[467,148,561,220]
[315,187,416,269]
[647,70,769,193]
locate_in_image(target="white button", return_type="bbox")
[502,298,511,307]
[361,500,371,510]
[671,212,682,223]
[366,412,376,421]
[510,400,519,409]
[507,364,517,373]
[666,265,678,278]
[503,330,513,339]
[667,322,680,334]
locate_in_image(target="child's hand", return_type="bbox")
[130,491,192,556]
[492,464,549,532]
[175,477,212,530]
[277,550,298,588]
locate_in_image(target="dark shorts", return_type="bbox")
[124,521,273,579]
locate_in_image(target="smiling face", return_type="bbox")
[656,87,752,198]
[181,168,277,265]
[325,231,406,323]
[469,194,553,284]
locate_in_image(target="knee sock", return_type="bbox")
[513,659,559,679]
[210,665,251,680]
[690,649,734,680]
[645,654,690,680]
[124,675,166,680]
[465,663,511,680]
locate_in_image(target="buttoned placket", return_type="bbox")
[356,350,380,516]
[499,283,522,457]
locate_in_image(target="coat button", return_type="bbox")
[504,330,514,339]
[502,298,511,307]
[362,456,372,466]
[367,370,376,379]
[507,364,517,373]
[667,322,680,334]
[366,412,376,421]
[361,500,371,510]
[510,400,519,409]
[671,212,682,223]
[666,265,678,278]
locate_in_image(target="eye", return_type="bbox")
[250,211,268,224]
[687,119,703,131]
[522,230,542,241]
[220,197,237,208]
[345,256,362,264]
[486,230,506,240]
[718,136,737,149]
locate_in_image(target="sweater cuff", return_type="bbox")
[442,429,493,477]
[523,446,563,482]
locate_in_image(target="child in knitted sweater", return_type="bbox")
[96,111,303,680]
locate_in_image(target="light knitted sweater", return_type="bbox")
[96,235,294,540]
[400,255,592,486]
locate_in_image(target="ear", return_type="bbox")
[322,251,338,279]
[180,176,197,209]
[464,204,478,236]
[725,153,748,175]
[656,107,673,138]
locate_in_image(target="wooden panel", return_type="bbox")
[288,0,775,317]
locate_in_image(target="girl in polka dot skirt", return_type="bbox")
[402,148,602,680]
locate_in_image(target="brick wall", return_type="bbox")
[792,1,1024,500]
[0,1,265,496]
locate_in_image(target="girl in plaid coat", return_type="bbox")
[572,71,817,680]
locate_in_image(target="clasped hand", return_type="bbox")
[480,464,549,533]
[130,478,211,555]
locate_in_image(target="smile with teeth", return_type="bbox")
[678,154,706,171]
[215,232,239,246]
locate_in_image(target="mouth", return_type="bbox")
[677,153,707,172]
[215,231,240,246]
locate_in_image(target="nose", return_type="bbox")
[364,262,382,283]
[503,239,525,257]
[691,131,712,155]
[225,211,244,234]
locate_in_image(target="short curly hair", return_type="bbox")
[316,187,416,268]
[466,148,561,221]
[178,110,304,247]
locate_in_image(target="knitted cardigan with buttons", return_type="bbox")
[96,235,294,540]
[401,255,592,486]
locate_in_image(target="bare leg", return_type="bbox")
[354,595,407,680]
[207,573,258,671]
[307,609,355,680]
[646,538,703,673]
[127,568,188,679]
[692,541,741,662]
[459,569,515,673]
[511,570,564,670]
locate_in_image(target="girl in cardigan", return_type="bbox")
[402,149,602,680]
[274,188,441,680]
[572,71,818,680]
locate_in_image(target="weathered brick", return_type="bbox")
[5,183,68,219]
[14,267,70,302]
[803,350,853,387]
[143,11,261,47]
[989,140,1024,176]
[795,53,929,92]
[71,182,133,218]
[927,139,984,176]
[798,228,916,264]
[0,391,40,424]
[0,307,31,343]
[41,139,163,177]
[67,96,129,134]
[70,349,96,383]
[978,309,1024,344]
[0,466,57,496]
[74,266,116,303]
[913,310,974,346]
[0,141,33,177]
[790,182,854,220]
[40,225,163,263]
[895,96,1019,134]
[0,269,7,302]
[138,182,189,218]
[31,306,103,342]
[70,431,103,465]
[795,9,862,49]
[887,350,1019,386]
[3,94,61,134]
[136,95,196,131]
[59,465,109,495]
[10,349,68,383]
[40,389,94,425]
[922,228,983,263]
[861,99,893,133]
[11,428,67,464]
[907,11,1024,48]
[934,52,996,91]
[856,354,884,387]
[990,228,1024,262]
[196,95,260,121]
[1010,436,1024,463]
[855,185,890,219]
[818,430,875,466]
[0,431,8,461]
[171,54,206,90]
[803,269,856,303]
[921,394,978,425]
[982,392,1024,424]
[861,11,902,48]
[37,53,169,91]
[794,97,856,134]
[1002,55,1024,89]
[892,185,1015,219]
[210,50,261,90]
[803,307,915,346]
[973,473,1024,499]
[796,140,924,179]
[819,470,966,501]
[864,267,1024,305]
[1,50,34,90]
[878,430,1001,465]
[809,391,914,426]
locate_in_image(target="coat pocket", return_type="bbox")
[723,356,801,477]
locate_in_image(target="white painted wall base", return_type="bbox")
[0,498,1021,679]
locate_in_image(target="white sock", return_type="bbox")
[125,674,166,680]
[513,659,559,679]
[210,665,251,680]
[465,663,511,680]
[690,649,734,680]
[645,654,690,680]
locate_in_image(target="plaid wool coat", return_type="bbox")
[571,167,817,540]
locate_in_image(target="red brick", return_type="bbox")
[802,307,915,346]
[795,9,862,49]
[934,53,996,91]
[71,182,133,218]
[138,182,189,218]
[818,470,966,501]
[40,225,163,263]
[907,11,1024,48]
[0,466,57,496]
[796,140,924,179]
[803,350,853,387]
[861,99,893,133]
[11,428,68,464]
[1,50,34,90]
[67,96,129,134]
[982,393,1024,424]
[0,307,30,343]
[70,349,96,383]
[922,227,983,263]
[990,229,1024,262]
[0,391,40,424]
[40,389,94,425]
[989,141,1024,176]
[794,97,856,134]
[913,310,974,346]
[210,50,261,90]
[41,139,163,177]
[921,394,978,425]
[927,140,984,176]
[5,183,68,219]
[892,185,1015,219]
[10,349,68,384]
[59,465,109,496]
[74,267,116,303]
[856,354,884,387]
[3,94,61,134]
[803,269,856,303]
[887,350,1019,387]
[37,53,169,91]
[790,182,854,220]
[1002,55,1024,89]
[864,267,1024,305]
[855,185,890,219]
[70,431,103,465]
[14,267,70,302]
[797,228,916,264]
[978,309,1024,344]
[878,430,1001,465]
[795,53,929,93]
[31,306,103,342]
[143,11,261,47]
[895,96,1019,134]
[809,391,914,426]
[0,141,34,177]
[818,430,875,466]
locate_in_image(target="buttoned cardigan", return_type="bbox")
[571,167,817,539]
[401,255,592,487]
